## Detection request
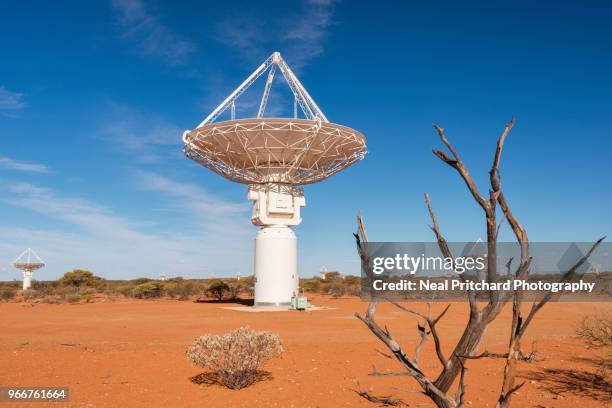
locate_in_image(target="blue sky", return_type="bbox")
[1,0,611,280]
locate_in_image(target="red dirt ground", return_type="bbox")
[0,296,610,408]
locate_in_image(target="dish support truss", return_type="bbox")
[196,52,329,127]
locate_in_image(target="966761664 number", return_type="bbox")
[0,387,69,402]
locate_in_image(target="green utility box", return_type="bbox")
[291,289,308,311]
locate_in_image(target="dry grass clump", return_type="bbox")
[577,314,612,348]
[1,287,16,302]
[576,313,612,382]
[301,275,361,298]
[186,326,283,390]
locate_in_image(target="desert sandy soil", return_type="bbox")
[0,296,610,408]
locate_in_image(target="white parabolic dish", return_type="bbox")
[183,118,367,185]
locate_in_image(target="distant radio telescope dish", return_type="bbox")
[183,52,367,307]
[12,248,45,291]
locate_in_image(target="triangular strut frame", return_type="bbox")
[196,52,329,128]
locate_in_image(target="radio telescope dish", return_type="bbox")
[12,248,45,290]
[183,52,367,307]
[184,118,366,185]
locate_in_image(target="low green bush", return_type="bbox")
[132,282,163,299]
[32,280,59,296]
[1,287,16,302]
[326,281,346,298]
[22,289,39,301]
[302,279,322,293]
[59,270,103,288]
[300,275,361,297]
[206,280,230,301]
[163,282,180,298]
[227,283,242,300]
[115,284,135,297]
[178,281,197,300]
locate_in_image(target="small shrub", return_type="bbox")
[577,314,612,348]
[186,326,283,390]
[132,282,163,299]
[302,276,361,297]
[239,276,255,296]
[577,314,612,381]
[116,284,136,297]
[178,281,197,300]
[163,278,199,300]
[302,279,322,293]
[344,277,362,296]
[327,281,346,298]
[344,275,361,285]
[1,287,16,302]
[81,293,94,303]
[241,280,255,297]
[32,280,58,296]
[22,289,39,301]
[163,282,180,298]
[206,280,230,301]
[42,296,60,304]
[323,271,342,281]
[59,286,78,299]
[346,285,361,297]
[60,270,102,288]
[66,293,81,303]
[91,279,108,291]
[227,283,241,300]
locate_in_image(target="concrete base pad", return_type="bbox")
[221,305,333,313]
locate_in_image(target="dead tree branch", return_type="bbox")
[519,236,606,338]
[370,366,414,377]
[354,387,407,407]
[432,125,489,212]
[455,360,467,407]
[355,120,604,408]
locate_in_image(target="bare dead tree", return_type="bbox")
[354,119,605,408]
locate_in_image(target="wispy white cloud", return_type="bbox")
[112,0,195,65]
[282,0,336,69]
[98,104,182,163]
[5,182,145,240]
[0,156,51,173]
[215,0,336,70]
[136,171,250,235]
[216,22,265,64]
[0,86,26,117]
[206,0,336,118]
[0,180,252,279]
[137,172,245,214]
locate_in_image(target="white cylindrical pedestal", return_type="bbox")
[22,271,32,291]
[254,226,299,307]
